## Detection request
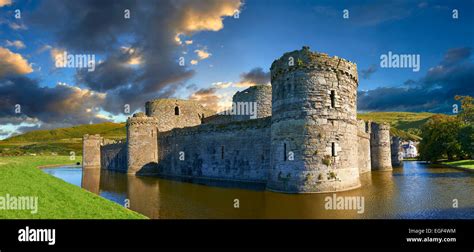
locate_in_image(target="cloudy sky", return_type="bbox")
[0,0,473,139]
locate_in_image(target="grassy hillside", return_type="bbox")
[3,122,126,143]
[357,112,437,141]
[0,112,439,156]
[357,112,435,130]
[0,122,126,156]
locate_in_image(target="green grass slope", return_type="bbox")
[0,156,146,219]
[3,122,126,143]
[0,122,126,156]
[357,112,437,141]
[357,112,435,130]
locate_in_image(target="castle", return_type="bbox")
[83,46,400,193]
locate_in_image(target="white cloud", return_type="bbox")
[195,49,211,60]
[9,22,27,30]
[213,81,232,89]
[5,40,25,49]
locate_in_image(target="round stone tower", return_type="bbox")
[232,85,272,121]
[268,46,360,193]
[370,122,393,171]
[126,112,159,175]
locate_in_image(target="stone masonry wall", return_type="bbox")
[83,134,102,169]
[391,136,403,167]
[101,143,127,172]
[146,98,214,132]
[357,120,371,173]
[370,122,393,171]
[155,117,271,183]
[127,113,159,174]
[232,85,272,121]
[268,46,360,193]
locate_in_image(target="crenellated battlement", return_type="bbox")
[126,112,159,126]
[83,134,102,141]
[270,46,358,83]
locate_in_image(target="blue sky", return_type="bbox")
[0,0,473,138]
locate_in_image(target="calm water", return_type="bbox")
[42,161,474,219]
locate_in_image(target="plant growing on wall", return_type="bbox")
[322,155,333,166]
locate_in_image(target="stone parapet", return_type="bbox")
[270,46,358,83]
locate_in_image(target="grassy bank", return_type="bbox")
[0,122,125,156]
[441,160,474,170]
[0,156,146,219]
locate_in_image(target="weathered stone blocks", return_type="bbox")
[83,134,102,170]
[370,122,393,171]
[268,46,361,193]
[127,112,159,175]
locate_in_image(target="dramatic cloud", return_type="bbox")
[0,76,107,127]
[5,40,25,49]
[440,47,471,66]
[188,87,219,111]
[0,0,11,7]
[234,67,271,87]
[49,48,65,63]
[360,65,377,79]
[26,0,241,115]
[75,49,138,92]
[358,47,474,112]
[0,47,33,77]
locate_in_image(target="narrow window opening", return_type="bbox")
[174,106,180,115]
[331,142,336,157]
[283,143,287,161]
[330,90,336,108]
[221,145,224,160]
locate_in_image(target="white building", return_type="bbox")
[402,141,418,158]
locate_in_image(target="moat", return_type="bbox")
[43,161,474,219]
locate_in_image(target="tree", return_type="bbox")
[455,95,474,159]
[455,95,474,123]
[458,125,474,159]
[419,114,463,162]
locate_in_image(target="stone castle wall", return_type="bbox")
[146,99,214,132]
[101,143,127,172]
[267,46,360,193]
[155,118,271,183]
[357,120,371,173]
[201,114,235,125]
